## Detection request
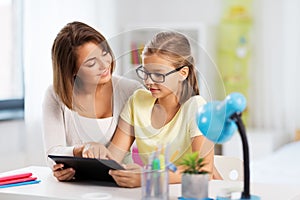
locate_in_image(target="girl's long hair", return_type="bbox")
[142,31,199,104]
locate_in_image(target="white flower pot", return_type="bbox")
[181,173,209,199]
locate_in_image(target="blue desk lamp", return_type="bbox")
[197,93,260,200]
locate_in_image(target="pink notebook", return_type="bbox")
[0,176,37,186]
[0,173,32,183]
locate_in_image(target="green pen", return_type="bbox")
[152,157,161,197]
[152,158,160,170]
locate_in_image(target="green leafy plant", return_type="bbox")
[180,152,208,174]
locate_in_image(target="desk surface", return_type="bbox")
[0,166,299,200]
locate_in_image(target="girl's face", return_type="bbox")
[76,42,112,85]
[142,54,183,99]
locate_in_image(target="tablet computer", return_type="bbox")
[48,155,125,182]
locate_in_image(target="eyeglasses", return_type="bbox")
[135,65,185,83]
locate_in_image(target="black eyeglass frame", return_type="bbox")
[135,65,186,83]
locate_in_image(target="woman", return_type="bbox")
[42,21,142,181]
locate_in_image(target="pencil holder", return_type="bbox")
[141,168,169,200]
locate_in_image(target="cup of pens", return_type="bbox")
[141,146,176,200]
[141,168,169,200]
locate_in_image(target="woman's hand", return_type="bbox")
[53,163,75,181]
[109,163,142,188]
[82,142,114,159]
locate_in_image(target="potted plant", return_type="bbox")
[180,152,209,199]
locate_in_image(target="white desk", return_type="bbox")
[0,166,299,200]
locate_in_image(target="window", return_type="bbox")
[0,0,24,120]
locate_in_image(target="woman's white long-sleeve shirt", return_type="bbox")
[42,75,143,157]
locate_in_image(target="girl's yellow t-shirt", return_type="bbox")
[120,89,207,166]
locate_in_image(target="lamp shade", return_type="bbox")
[196,93,246,144]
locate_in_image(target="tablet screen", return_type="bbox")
[48,155,125,182]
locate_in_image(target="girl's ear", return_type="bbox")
[179,66,189,81]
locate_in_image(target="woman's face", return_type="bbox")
[143,54,182,99]
[76,42,112,85]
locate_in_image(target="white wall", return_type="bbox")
[0,120,26,172]
[114,0,222,28]
[250,0,300,147]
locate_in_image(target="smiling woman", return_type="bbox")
[42,21,143,182]
[0,0,24,120]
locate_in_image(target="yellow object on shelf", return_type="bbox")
[217,0,253,124]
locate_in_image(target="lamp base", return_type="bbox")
[178,197,213,200]
[216,193,260,200]
[177,195,260,200]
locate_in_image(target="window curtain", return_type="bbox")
[249,0,300,147]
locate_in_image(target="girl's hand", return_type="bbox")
[81,142,113,159]
[53,163,75,181]
[109,163,142,188]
